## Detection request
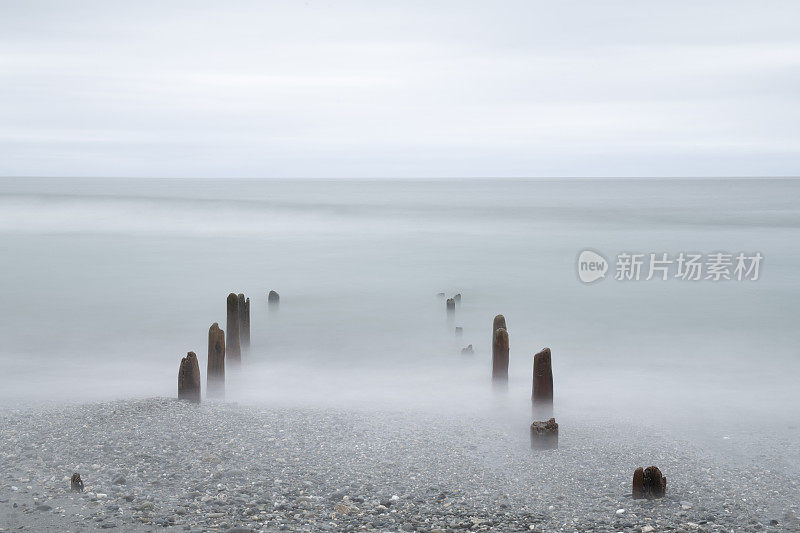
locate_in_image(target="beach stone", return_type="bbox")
[226,293,241,366]
[207,322,226,398]
[71,472,84,492]
[532,347,553,416]
[112,474,126,485]
[530,418,558,450]
[177,352,201,403]
[492,328,509,386]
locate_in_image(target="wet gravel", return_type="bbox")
[1,398,798,532]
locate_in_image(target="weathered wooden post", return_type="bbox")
[268,290,280,309]
[492,327,509,387]
[236,293,250,351]
[446,298,455,318]
[532,347,553,416]
[207,322,225,398]
[493,314,506,335]
[226,293,241,367]
[453,293,461,305]
[177,351,201,403]
[530,418,558,450]
[632,466,666,499]
[455,326,463,337]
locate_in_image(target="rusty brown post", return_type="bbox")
[177,351,201,403]
[207,322,225,398]
[226,293,241,367]
[532,347,553,416]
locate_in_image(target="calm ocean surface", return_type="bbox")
[1,178,798,428]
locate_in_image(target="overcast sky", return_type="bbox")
[1,1,799,178]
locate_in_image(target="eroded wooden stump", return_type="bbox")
[446,298,455,317]
[532,347,553,416]
[226,293,241,367]
[455,326,463,337]
[492,327,509,386]
[461,344,474,355]
[453,293,461,305]
[70,473,84,492]
[530,418,558,450]
[177,351,201,403]
[207,322,225,398]
[632,466,666,499]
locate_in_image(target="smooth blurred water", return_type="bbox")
[0,178,798,434]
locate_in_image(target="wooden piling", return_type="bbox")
[532,347,553,416]
[446,298,455,318]
[492,327,509,386]
[530,418,558,450]
[237,294,250,351]
[207,322,225,398]
[633,466,666,499]
[493,314,506,334]
[226,293,241,367]
[177,351,201,403]
[268,290,280,309]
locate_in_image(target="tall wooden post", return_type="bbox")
[532,347,553,416]
[492,327,509,387]
[207,322,225,398]
[226,293,241,367]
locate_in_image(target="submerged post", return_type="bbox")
[492,327,509,387]
[226,293,241,367]
[177,351,201,403]
[268,290,280,309]
[446,298,455,318]
[453,293,461,305]
[532,347,553,416]
[207,322,225,398]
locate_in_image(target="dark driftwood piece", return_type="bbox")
[532,347,553,415]
[207,322,225,398]
[530,418,559,450]
[492,327,509,385]
[177,352,201,403]
[226,293,241,366]
[633,466,667,499]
